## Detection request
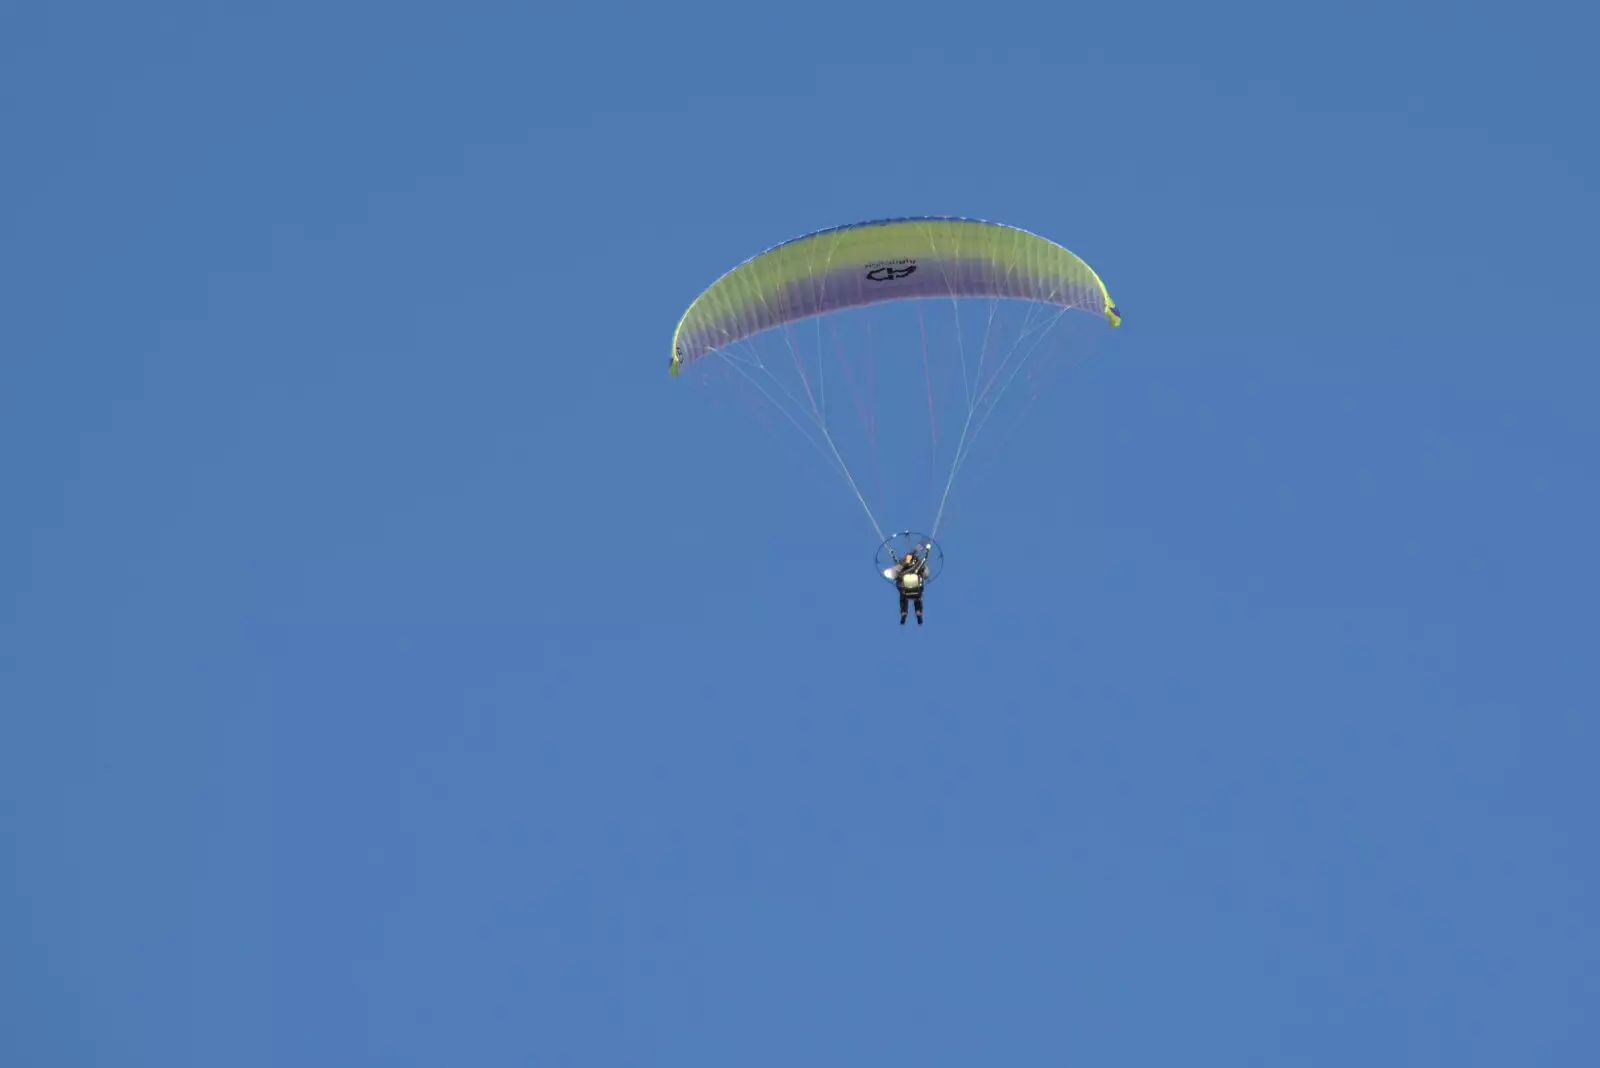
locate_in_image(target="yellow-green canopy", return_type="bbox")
[671,216,1119,376]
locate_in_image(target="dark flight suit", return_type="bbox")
[892,555,928,625]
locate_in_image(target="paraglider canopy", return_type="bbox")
[670,216,1120,378]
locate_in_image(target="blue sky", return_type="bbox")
[3,2,1597,1065]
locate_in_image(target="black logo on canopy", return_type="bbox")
[865,261,917,282]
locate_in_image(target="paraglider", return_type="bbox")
[893,552,927,625]
[878,531,940,625]
[668,216,1119,621]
